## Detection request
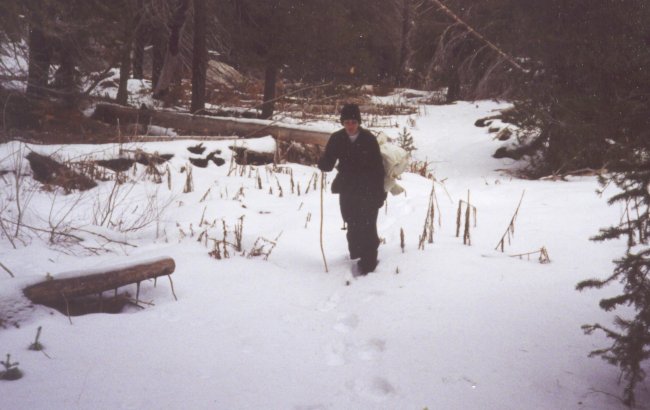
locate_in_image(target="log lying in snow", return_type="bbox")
[23,257,176,305]
[92,103,330,146]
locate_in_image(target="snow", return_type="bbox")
[0,41,28,92]
[146,125,179,137]
[85,69,158,109]
[228,135,277,154]
[1,100,648,409]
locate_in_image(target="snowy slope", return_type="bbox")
[0,101,647,410]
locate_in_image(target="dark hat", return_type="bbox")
[340,104,361,124]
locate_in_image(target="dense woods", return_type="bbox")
[2,1,646,172]
[1,0,649,405]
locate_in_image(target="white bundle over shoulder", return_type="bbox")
[376,132,410,195]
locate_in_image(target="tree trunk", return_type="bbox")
[133,39,146,80]
[51,36,77,108]
[152,29,166,88]
[446,67,461,103]
[260,63,277,119]
[116,28,133,106]
[23,258,175,305]
[26,24,51,98]
[396,0,413,86]
[153,0,190,99]
[132,0,147,80]
[190,0,207,114]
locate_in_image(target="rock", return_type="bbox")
[207,61,245,88]
[496,127,512,141]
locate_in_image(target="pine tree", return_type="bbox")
[577,149,650,407]
[397,127,416,153]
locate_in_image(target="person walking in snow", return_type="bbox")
[318,103,386,275]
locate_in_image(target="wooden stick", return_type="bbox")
[319,171,329,273]
[167,275,178,301]
[0,260,15,278]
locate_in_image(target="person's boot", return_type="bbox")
[357,258,378,275]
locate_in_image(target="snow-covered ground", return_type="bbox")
[1,100,648,409]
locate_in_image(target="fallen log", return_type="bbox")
[92,103,330,146]
[23,257,176,306]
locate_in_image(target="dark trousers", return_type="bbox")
[339,193,380,269]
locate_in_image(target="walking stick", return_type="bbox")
[319,171,329,273]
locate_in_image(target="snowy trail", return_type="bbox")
[1,100,649,409]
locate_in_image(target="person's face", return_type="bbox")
[343,119,359,136]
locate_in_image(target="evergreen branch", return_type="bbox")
[599,294,631,312]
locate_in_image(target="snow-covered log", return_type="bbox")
[23,258,176,305]
[92,103,330,146]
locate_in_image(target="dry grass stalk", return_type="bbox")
[495,190,526,252]
[166,165,172,190]
[305,212,312,228]
[305,172,318,194]
[418,183,439,249]
[409,160,431,177]
[221,220,230,258]
[400,228,405,253]
[275,176,284,197]
[234,216,244,252]
[539,246,551,263]
[510,246,551,264]
[197,229,208,245]
[182,164,193,193]
[199,187,211,203]
[463,191,471,245]
[208,239,222,260]
[248,231,282,260]
[145,162,163,184]
[176,222,186,240]
[455,193,477,243]
[233,186,245,201]
[227,156,236,176]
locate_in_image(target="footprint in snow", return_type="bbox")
[357,338,386,361]
[347,377,396,401]
[334,313,359,333]
[318,292,340,312]
[362,290,385,303]
[325,340,349,366]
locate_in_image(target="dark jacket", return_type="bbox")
[318,128,385,205]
